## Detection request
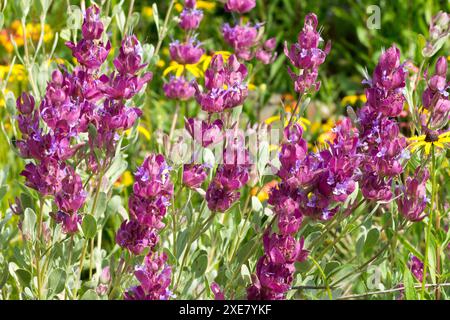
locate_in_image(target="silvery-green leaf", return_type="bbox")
[81,289,99,300]
[202,148,215,167]
[0,262,9,289]
[48,268,66,296]
[16,268,31,288]
[142,43,155,64]
[67,6,83,30]
[192,251,208,278]
[23,208,37,241]
[5,91,16,116]
[251,196,263,212]
[403,268,417,300]
[19,0,31,18]
[60,28,71,41]
[0,185,7,200]
[152,3,160,35]
[127,12,140,33]
[82,214,97,239]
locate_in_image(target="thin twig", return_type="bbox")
[337,283,450,300]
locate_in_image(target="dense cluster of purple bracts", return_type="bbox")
[247,14,427,300]
[222,0,276,64]
[163,0,204,101]
[194,54,248,112]
[409,255,424,282]
[16,5,150,234]
[357,46,410,205]
[188,52,252,212]
[123,252,172,300]
[284,13,331,93]
[247,14,339,299]
[396,167,429,222]
[421,56,449,128]
[117,154,173,300]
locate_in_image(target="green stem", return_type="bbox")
[174,203,209,292]
[124,0,135,35]
[89,238,95,280]
[73,165,105,298]
[309,256,332,299]
[35,198,45,299]
[228,203,251,263]
[225,217,275,294]
[73,239,88,299]
[154,0,176,58]
[64,235,74,300]
[422,145,437,299]
[108,256,129,299]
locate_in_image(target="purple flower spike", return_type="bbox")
[169,39,204,65]
[422,56,450,127]
[133,154,174,199]
[118,154,173,299]
[21,159,66,196]
[263,232,308,265]
[128,195,168,230]
[185,118,224,147]
[51,211,82,235]
[284,13,331,93]
[210,283,225,300]
[124,253,172,300]
[195,54,248,112]
[222,23,258,61]
[66,39,111,70]
[99,72,152,100]
[55,167,86,214]
[16,92,35,114]
[183,164,208,188]
[82,5,104,40]
[205,182,240,212]
[116,220,159,255]
[114,35,147,75]
[409,255,424,282]
[179,8,203,30]
[396,168,429,222]
[256,38,277,64]
[224,0,256,14]
[163,77,195,101]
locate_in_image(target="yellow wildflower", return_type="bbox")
[269,144,279,152]
[0,89,8,107]
[163,59,204,78]
[264,115,310,130]
[162,48,170,56]
[201,51,232,71]
[175,3,184,12]
[142,6,153,19]
[125,125,151,141]
[196,1,216,10]
[0,20,53,53]
[0,64,27,83]
[408,131,450,155]
[341,94,366,106]
[248,83,257,91]
[114,171,134,188]
[251,180,278,202]
[156,59,166,68]
[175,1,216,12]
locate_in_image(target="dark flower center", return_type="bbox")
[425,130,439,142]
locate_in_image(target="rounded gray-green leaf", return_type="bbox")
[82,214,97,239]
